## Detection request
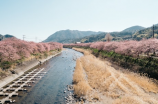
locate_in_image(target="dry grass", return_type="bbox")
[73,58,92,98]
[127,73,158,93]
[0,68,9,79]
[73,59,86,84]
[73,48,158,104]
[74,80,92,97]
[113,96,144,104]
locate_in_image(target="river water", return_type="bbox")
[14,49,83,104]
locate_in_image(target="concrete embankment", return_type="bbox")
[0,51,62,88]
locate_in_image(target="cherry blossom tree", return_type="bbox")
[64,38,158,58]
[105,33,113,42]
[0,37,63,63]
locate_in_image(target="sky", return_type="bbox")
[0,0,158,42]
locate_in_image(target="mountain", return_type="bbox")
[74,31,133,43]
[73,26,146,43]
[0,34,14,41]
[43,30,103,43]
[72,32,107,43]
[122,26,145,33]
[133,25,158,40]
[78,24,158,42]
[44,24,157,43]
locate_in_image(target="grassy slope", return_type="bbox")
[64,45,158,80]
[0,50,61,79]
[73,48,158,104]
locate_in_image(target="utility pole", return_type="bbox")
[153,25,154,38]
[23,35,25,40]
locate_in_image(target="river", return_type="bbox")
[13,49,83,104]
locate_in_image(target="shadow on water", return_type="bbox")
[14,49,83,104]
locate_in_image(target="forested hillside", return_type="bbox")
[121,25,145,33]
[133,25,158,40]
[74,32,133,43]
[72,26,145,43]
[44,30,103,43]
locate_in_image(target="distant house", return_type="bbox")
[75,42,81,44]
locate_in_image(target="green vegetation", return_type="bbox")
[0,61,12,69]
[78,25,158,42]
[73,32,133,43]
[43,30,102,43]
[122,25,145,33]
[91,48,158,79]
[0,50,60,70]
[66,45,158,79]
[44,25,158,43]
[133,25,158,40]
[44,26,147,43]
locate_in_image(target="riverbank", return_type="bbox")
[0,51,62,88]
[73,48,158,104]
[15,48,83,104]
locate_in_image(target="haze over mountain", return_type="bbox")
[43,30,103,43]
